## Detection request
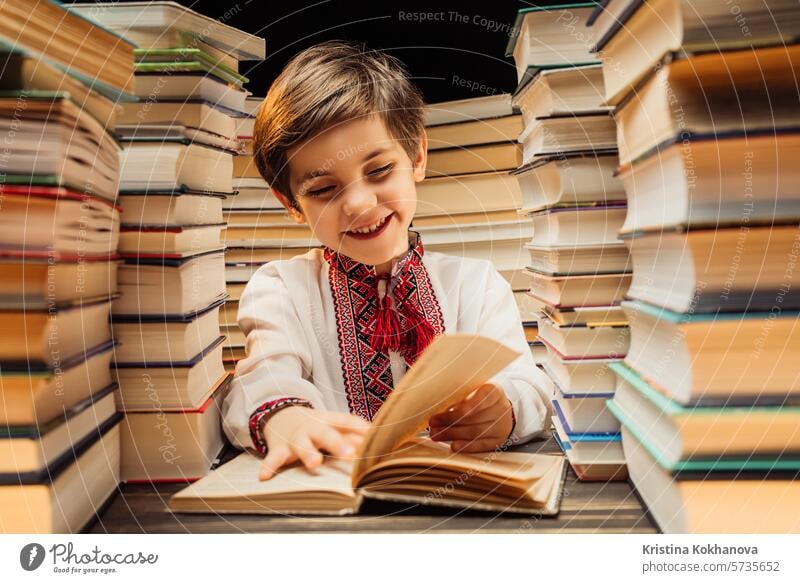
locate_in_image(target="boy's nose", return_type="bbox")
[340,180,378,217]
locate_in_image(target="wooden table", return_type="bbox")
[87,436,658,533]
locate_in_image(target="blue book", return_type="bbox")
[552,399,620,443]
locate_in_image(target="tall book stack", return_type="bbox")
[590,0,800,532]
[422,94,533,325]
[221,95,319,371]
[72,1,265,483]
[506,2,630,482]
[0,0,134,532]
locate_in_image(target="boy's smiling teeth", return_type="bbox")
[348,214,389,234]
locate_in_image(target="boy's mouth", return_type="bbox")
[344,213,393,239]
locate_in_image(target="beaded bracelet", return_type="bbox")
[248,397,313,456]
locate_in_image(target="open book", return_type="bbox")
[169,334,566,516]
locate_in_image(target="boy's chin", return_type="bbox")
[337,244,399,266]
[333,233,410,266]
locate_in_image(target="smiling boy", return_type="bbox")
[221,41,553,480]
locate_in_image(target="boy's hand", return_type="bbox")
[259,407,369,481]
[428,383,514,453]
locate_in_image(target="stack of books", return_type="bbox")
[421,94,532,307]
[72,1,265,483]
[0,0,134,532]
[506,2,629,482]
[591,0,800,532]
[221,96,319,370]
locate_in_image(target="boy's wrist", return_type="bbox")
[249,397,313,455]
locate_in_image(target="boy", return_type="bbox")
[221,41,553,480]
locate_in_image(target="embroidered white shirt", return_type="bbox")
[221,245,554,453]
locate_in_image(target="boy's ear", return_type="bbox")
[272,188,307,224]
[412,131,428,183]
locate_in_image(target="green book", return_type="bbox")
[505,2,599,57]
[134,48,248,86]
[623,299,800,323]
[608,361,800,474]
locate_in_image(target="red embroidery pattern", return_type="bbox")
[324,233,445,421]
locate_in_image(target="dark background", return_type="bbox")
[96,0,568,103]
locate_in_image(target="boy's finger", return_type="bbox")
[259,445,292,481]
[473,382,499,397]
[451,438,500,453]
[311,424,355,458]
[322,411,370,433]
[430,386,501,426]
[464,383,498,402]
[342,432,365,450]
[291,434,324,470]
[430,421,494,442]
[431,404,504,430]
[442,384,501,420]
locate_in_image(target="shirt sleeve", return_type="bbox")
[221,263,326,453]
[475,264,553,445]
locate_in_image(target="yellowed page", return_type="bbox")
[352,334,519,484]
[366,438,561,483]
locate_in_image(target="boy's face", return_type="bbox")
[273,115,426,267]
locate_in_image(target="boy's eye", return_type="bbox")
[307,185,336,197]
[368,163,394,177]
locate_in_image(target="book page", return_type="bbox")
[171,452,355,501]
[369,438,562,482]
[352,334,519,484]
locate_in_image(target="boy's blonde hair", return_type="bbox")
[253,41,425,205]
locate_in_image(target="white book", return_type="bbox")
[133,74,247,113]
[507,5,600,81]
[112,304,222,364]
[119,383,226,482]
[0,421,121,533]
[0,195,120,255]
[515,153,624,213]
[114,252,226,316]
[552,415,626,482]
[118,192,224,226]
[513,64,608,126]
[424,94,513,126]
[118,101,237,139]
[543,351,621,396]
[224,185,281,210]
[70,1,266,60]
[620,133,800,233]
[0,97,121,201]
[0,387,117,475]
[620,425,800,534]
[537,314,629,360]
[118,224,224,256]
[525,242,631,276]
[554,391,621,434]
[594,0,800,105]
[416,171,522,215]
[120,142,233,193]
[114,342,227,410]
[415,219,532,246]
[519,114,617,164]
[524,270,630,308]
[528,205,626,247]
